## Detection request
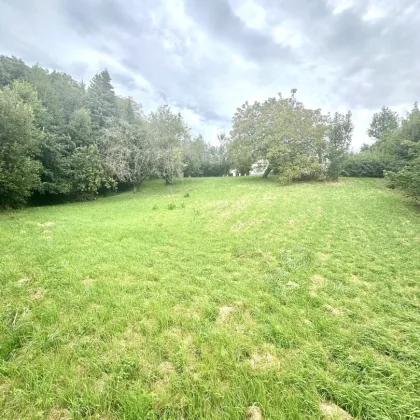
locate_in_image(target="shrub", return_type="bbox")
[385,142,420,200]
[341,153,398,178]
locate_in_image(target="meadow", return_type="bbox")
[1,177,419,419]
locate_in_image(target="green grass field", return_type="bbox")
[1,177,419,419]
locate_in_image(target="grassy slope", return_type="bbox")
[0,177,419,419]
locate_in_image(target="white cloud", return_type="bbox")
[230,0,267,30]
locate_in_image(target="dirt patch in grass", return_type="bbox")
[319,402,353,419]
[247,405,263,420]
[31,288,45,300]
[17,277,31,286]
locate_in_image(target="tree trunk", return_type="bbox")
[262,166,272,178]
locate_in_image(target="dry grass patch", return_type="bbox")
[324,304,344,317]
[39,222,56,228]
[349,274,371,288]
[218,305,234,322]
[173,304,201,320]
[319,402,353,419]
[285,281,299,288]
[31,288,45,300]
[249,344,281,371]
[318,253,330,261]
[17,277,31,286]
[247,405,263,420]
[48,408,70,420]
[310,274,327,296]
[231,219,267,231]
[151,362,177,395]
[82,277,94,286]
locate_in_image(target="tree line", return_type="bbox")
[0,56,229,208]
[1,55,418,208]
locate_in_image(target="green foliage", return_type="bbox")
[0,55,29,86]
[149,105,189,184]
[100,117,152,188]
[26,66,85,132]
[0,82,44,207]
[168,202,176,210]
[326,111,354,180]
[400,102,420,144]
[367,106,399,139]
[67,145,110,200]
[341,153,393,178]
[86,70,116,130]
[68,108,93,147]
[0,56,221,206]
[386,141,420,199]
[229,90,352,182]
[347,103,420,200]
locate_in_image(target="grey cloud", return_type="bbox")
[1,0,419,146]
[183,0,297,64]
[61,0,141,35]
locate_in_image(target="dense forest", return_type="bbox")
[0,56,419,208]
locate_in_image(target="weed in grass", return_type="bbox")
[168,203,176,210]
[184,192,190,198]
[1,177,419,419]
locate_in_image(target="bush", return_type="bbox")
[386,163,420,199]
[385,142,420,199]
[341,153,398,178]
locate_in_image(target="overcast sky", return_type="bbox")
[1,0,419,148]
